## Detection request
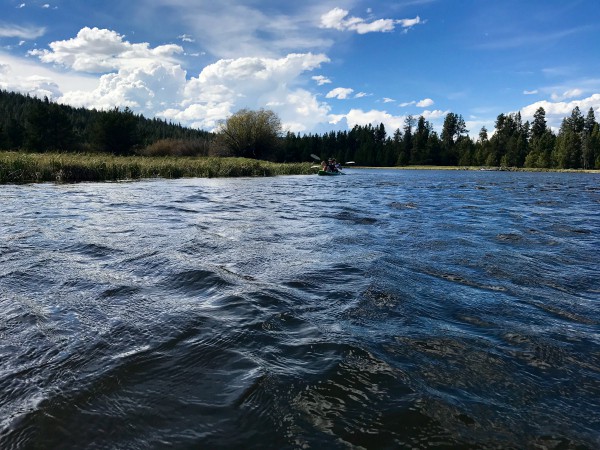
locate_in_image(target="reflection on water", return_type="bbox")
[1,170,599,449]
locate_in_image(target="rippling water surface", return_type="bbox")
[1,169,599,449]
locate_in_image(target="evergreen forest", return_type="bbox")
[1,89,599,169]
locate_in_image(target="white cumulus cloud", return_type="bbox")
[521,93,600,129]
[29,27,183,73]
[416,98,434,107]
[320,8,421,34]
[326,87,354,99]
[398,17,422,28]
[59,62,188,115]
[180,53,331,131]
[421,109,449,120]
[400,98,434,108]
[52,44,331,132]
[329,108,405,132]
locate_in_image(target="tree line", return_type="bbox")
[2,89,599,169]
[0,90,211,155]
[279,107,600,169]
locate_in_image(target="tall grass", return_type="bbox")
[0,152,315,184]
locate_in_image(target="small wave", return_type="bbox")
[160,268,234,297]
[333,210,378,225]
[423,269,507,292]
[157,204,198,214]
[390,201,418,209]
[496,233,523,242]
[530,300,598,325]
[99,285,142,299]
[67,242,118,258]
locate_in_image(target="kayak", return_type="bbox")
[318,170,344,176]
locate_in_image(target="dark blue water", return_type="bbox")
[1,169,599,449]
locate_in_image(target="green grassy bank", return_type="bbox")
[0,152,315,184]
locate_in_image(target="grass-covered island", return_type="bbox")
[0,152,315,184]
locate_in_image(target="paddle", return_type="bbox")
[310,153,321,162]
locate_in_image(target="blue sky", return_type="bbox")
[1,0,599,135]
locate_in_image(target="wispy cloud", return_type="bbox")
[477,26,590,50]
[0,50,98,98]
[312,75,331,85]
[136,0,334,59]
[523,89,538,95]
[320,8,422,34]
[541,66,576,77]
[550,88,583,101]
[0,23,46,39]
[178,34,194,43]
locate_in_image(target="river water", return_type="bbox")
[1,169,598,449]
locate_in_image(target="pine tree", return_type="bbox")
[440,113,467,165]
[474,127,489,166]
[583,107,596,135]
[411,116,431,164]
[553,117,582,168]
[397,115,415,165]
[531,107,547,140]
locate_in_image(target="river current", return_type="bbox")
[1,169,598,449]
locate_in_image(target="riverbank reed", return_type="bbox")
[0,152,314,184]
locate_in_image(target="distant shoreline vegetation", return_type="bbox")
[1,152,596,185]
[0,152,314,184]
[1,89,599,176]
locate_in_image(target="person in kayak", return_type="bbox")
[326,158,339,172]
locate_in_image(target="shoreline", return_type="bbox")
[2,151,598,184]
[348,165,600,174]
